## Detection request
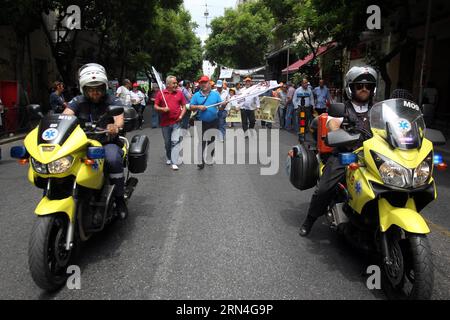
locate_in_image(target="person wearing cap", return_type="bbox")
[130,82,146,129]
[238,77,260,136]
[214,80,230,142]
[227,88,238,128]
[154,75,187,171]
[190,75,223,169]
[116,79,132,107]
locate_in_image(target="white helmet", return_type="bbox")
[345,66,377,99]
[78,63,109,96]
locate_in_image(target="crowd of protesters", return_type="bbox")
[45,73,343,172]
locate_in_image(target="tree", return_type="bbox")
[128,6,203,82]
[204,1,275,69]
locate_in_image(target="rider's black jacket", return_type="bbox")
[68,94,124,144]
[338,99,373,151]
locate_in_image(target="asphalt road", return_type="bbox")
[1,119,449,300]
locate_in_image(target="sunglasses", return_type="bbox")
[86,87,103,93]
[354,83,375,91]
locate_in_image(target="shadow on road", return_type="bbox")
[279,201,386,300]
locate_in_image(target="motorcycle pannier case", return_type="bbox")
[123,106,139,133]
[128,135,149,173]
[289,144,319,190]
[317,113,333,154]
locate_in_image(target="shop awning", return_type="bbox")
[282,42,337,75]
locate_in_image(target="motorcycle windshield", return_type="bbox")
[369,99,425,150]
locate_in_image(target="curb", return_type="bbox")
[0,133,27,145]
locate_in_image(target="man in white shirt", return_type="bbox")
[215,80,230,141]
[238,77,260,136]
[293,78,315,134]
[116,79,132,107]
[130,82,146,129]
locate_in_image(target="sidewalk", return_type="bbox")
[0,133,27,145]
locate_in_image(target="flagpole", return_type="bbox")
[152,66,170,110]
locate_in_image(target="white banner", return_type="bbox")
[206,81,281,109]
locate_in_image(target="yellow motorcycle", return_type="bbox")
[10,105,149,291]
[288,98,447,299]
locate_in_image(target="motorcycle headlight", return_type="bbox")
[48,156,74,174]
[378,160,411,188]
[31,158,48,174]
[371,151,412,188]
[413,155,432,187]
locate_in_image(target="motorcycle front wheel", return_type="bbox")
[28,214,76,292]
[382,231,434,300]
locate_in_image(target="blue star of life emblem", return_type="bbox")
[42,128,59,141]
[355,181,362,195]
[92,160,99,171]
[398,120,411,131]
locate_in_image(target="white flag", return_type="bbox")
[152,66,166,90]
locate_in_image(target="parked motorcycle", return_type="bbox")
[287,98,447,299]
[10,105,149,291]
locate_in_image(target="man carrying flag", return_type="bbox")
[154,75,187,171]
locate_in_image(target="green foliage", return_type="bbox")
[129,6,203,81]
[204,1,275,69]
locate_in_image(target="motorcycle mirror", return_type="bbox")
[27,104,44,119]
[425,128,446,146]
[325,129,361,147]
[106,105,124,117]
[327,103,345,118]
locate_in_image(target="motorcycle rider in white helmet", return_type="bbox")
[63,63,128,219]
[299,66,378,237]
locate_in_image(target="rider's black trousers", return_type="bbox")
[307,154,346,219]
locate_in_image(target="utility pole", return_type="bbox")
[419,0,432,105]
[286,42,290,83]
[204,2,210,31]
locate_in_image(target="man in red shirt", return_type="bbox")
[154,75,187,170]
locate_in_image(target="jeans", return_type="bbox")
[218,110,228,139]
[104,143,125,197]
[201,119,219,164]
[161,123,182,165]
[278,107,286,129]
[151,104,159,128]
[285,103,295,131]
[181,110,191,129]
[240,109,256,132]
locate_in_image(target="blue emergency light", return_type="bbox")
[87,147,105,159]
[434,153,443,165]
[10,146,29,159]
[339,153,358,165]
